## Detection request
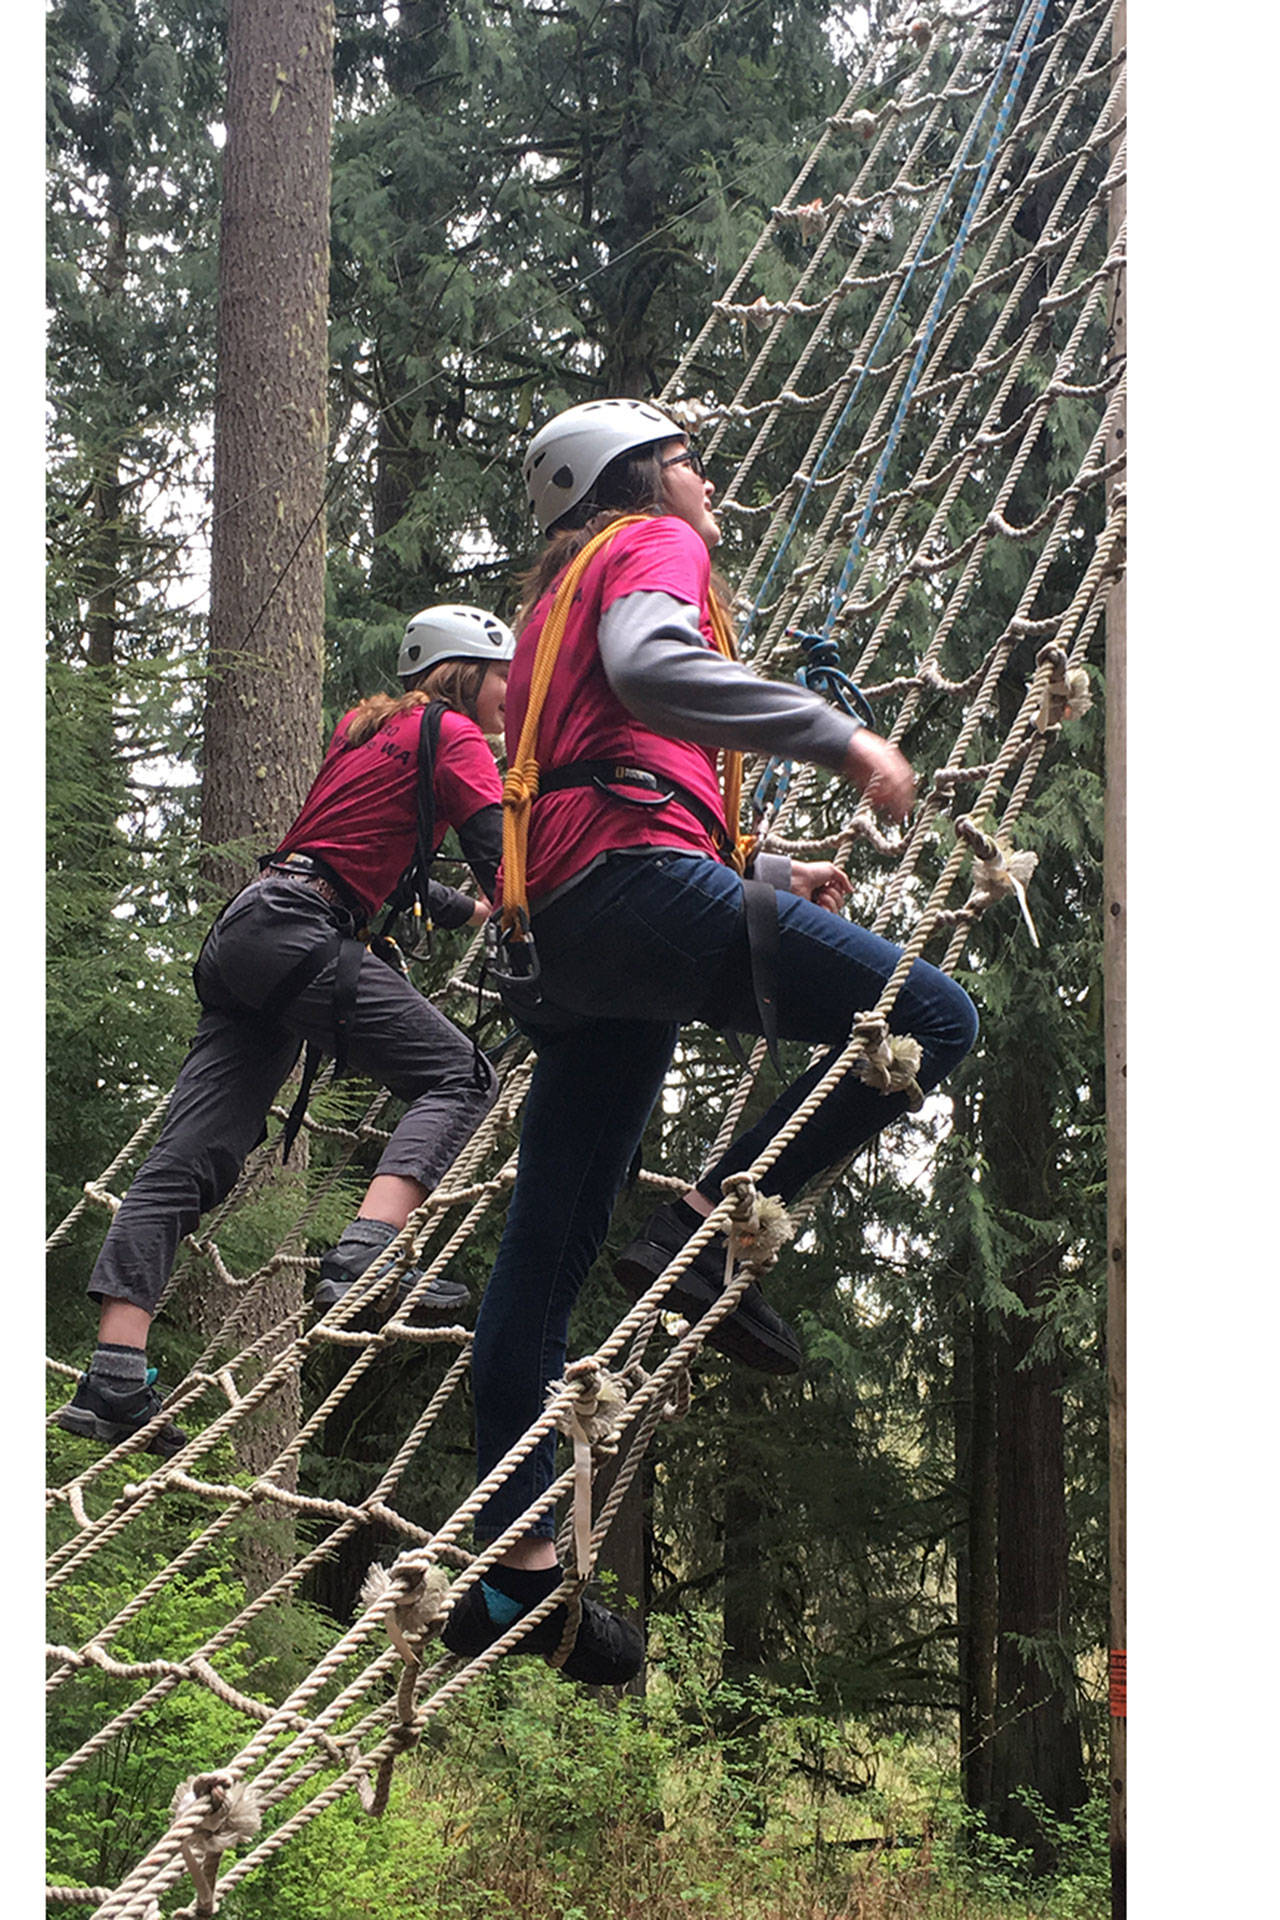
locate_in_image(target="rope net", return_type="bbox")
[46,3,1125,1912]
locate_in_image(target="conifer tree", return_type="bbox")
[46,0,224,1296]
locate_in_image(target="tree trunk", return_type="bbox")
[199,0,335,1592]
[987,1243,1086,1869]
[956,1278,999,1812]
[201,0,334,896]
[980,1031,1087,1864]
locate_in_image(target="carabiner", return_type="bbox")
[789,630,877,730]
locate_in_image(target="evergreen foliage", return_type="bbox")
[46,0,223,1221]
[46,0,1116,1901]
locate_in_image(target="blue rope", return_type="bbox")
[740,0,1046,663]
[750,0,1050,820]
[817,0,1052,641]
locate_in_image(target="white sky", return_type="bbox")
[17,4,1280,1910]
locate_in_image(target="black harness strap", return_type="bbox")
[535,757,782,1074]
[256,927,369,1162]
[258,932,344,1027]
[742,877,782,1073]
[536,759,736,864]
[329,933,366,1079]
[378,698,446,943]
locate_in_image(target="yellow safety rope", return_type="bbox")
[500,516,753,938]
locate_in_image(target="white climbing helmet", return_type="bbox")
[397,603,516,683]
[523,397,685,533]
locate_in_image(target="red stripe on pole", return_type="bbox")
[1109,1650,1126,1718]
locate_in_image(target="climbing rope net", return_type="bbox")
[46,2,1125,1912]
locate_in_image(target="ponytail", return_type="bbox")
[343,656,491,747]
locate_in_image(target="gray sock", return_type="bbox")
[89,1342,148,1389]
[330,1218,399,1280]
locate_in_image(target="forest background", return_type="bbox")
[31,2,1274,1916]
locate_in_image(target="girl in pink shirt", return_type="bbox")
[57,606,514,1460]
[442,401,978,1688]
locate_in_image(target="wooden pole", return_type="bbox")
[1104,6,1127,1913]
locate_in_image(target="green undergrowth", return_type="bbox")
[216,1646,1108,1920]
[47,1420,1106,1918]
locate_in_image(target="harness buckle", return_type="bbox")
[484,912,543,1010]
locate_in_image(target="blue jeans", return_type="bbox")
[469,852,978,1540]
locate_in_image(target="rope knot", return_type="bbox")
[956,816,1040,947]
[793,197,826,240]
[744,294,785,329]
[1034,644,1093,733]
[720,1174,795,1272]
[170,1774,261,1850]
[547,1358,629,1450]
[502,765,540,808]
[170,1774,262,1914]
[852,1016,925,1107]
[362,1560,451,1662]
[547,1360,633,1577]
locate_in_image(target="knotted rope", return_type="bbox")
[168,1775,261,1917]
[547,1358,633,1578]
[955,815,1041,948]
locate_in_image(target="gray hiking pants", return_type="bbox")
[88,876,497,1315]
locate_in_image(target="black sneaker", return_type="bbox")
[313,1218,470,1320]
[55,1369,188,1459]
[312,1267,471,1320]
[613,1201,802,1375]
[441,1577,645,1687]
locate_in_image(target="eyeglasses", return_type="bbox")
[659,443,706,480]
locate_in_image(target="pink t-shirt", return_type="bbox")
[277,703,500,915]
[504,516,728,902]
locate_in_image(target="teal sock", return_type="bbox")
[479,1563,561,1626]
[479,1583,526,1627]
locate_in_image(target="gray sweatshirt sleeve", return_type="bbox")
[597,589,861,772]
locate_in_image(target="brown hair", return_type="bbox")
[516,442,733,638]
[343,657,491,747]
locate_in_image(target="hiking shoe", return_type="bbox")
[441,1577,645,1687]
[313,1218,470,1320]
[613,1201,802,1375]
[55,1369,188,1459]
[312,1267,471,1320]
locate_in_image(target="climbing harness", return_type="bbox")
[486,514,790,1057]
[202,698,462,1161]
[491,514,754,1008]
[535,760,741,865]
